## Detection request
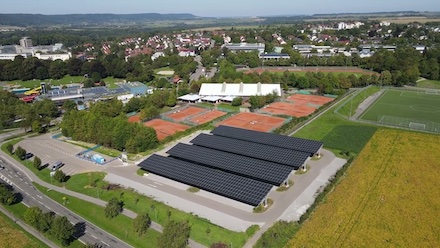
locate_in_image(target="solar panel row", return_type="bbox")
[167,143,293,185]
[190,133,310,167]
[139,154,272,206]
[212,125,323,154]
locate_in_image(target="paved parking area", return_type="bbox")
[18,133,121,175]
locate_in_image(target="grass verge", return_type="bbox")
[63,172,257,247]
[276,180,294,192]
[34,184,160,248]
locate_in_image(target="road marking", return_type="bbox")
[148,184,157,188]
[154,182,163,185]
[45,206,52,211]
[22,202,30,207]
[31,196,36,200]
[101,241,109,247]
[38,201,43,205]
[37,195,43,199]
[7,174,12,178]
[91,234,98,239]
[25,192,30,195]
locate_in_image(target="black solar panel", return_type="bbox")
[190,134,310,167]
[212,125,323,154]
[139,154,272,206]
[167,143,293,185]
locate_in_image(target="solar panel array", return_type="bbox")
[167,143,293,185]
[190,133,310,168]
[212,125,323,154]
[139,154,272,206]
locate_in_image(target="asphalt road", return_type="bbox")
[0,156,131,248]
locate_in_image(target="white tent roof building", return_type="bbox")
[199,83,281,97]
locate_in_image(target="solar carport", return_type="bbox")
[138,126,323,207]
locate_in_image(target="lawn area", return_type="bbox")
[64,172,258,247]
[336,86,381,118]
[359,89,440,123]
[288,129,440,247]
[416,79,440,89]
[154,67,174,74]
[34,184,160,248]
[5,75,124,88]
[0,205,48,248]
[65,139,121,158]
[293,97,377,154]
[217,103,240,112]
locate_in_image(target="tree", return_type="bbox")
[53,170,67,183]
[140,106,160,121]
[62,100,77,112]
[91,72,102,83]
[49,216,75,246]
[83,78,95,88]
[36,212,54,233]
[32,120,44,133]
[133,213,151,237]
[0,184,16,205]
[104,197,123,218]
[24,206,43,227]
[33,156,42,169]
[5,143,13,154]
[166,93,177,107]
[231,97,243,106]
[14,146,26,160]
[158,220,191,248]
[249,95,266,109]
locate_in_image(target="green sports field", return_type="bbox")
[360,89,440,131]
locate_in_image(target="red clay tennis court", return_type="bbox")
[261,102,317,117]
[188,110,227,124]
[287,94,334,106]
[216,112,285,132]
[165,106,206,122]
[144,119,190,140]
[128,115,141,123]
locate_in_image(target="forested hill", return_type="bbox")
[0,13,198,27]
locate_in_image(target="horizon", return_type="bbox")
[1,0,439,18]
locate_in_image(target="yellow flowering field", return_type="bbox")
[287,129,440,247]
[0,213,43,248]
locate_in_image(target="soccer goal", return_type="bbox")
[425,89,440,95]
[409,122,426,130]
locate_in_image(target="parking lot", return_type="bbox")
[17,133,121,175]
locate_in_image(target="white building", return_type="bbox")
[34,52,72,61]
[199,82,281,97]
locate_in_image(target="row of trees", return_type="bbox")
[0,53,197,83]
[249,91,279,109]
[61,99,158,153]
[24,206,75,246]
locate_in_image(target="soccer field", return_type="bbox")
[359,89,440,131]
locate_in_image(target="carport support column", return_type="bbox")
[263,197,268,208]
[283,178,289,187]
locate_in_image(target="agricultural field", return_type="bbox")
[0,210,47,248]
[287,129,440,247]
[359,89,440,123]
[416,79,440,89]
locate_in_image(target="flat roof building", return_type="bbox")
[223,43,265,55]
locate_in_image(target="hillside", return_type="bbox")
[0,13,198,27]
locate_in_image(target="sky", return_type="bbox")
[1,0,440,17]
